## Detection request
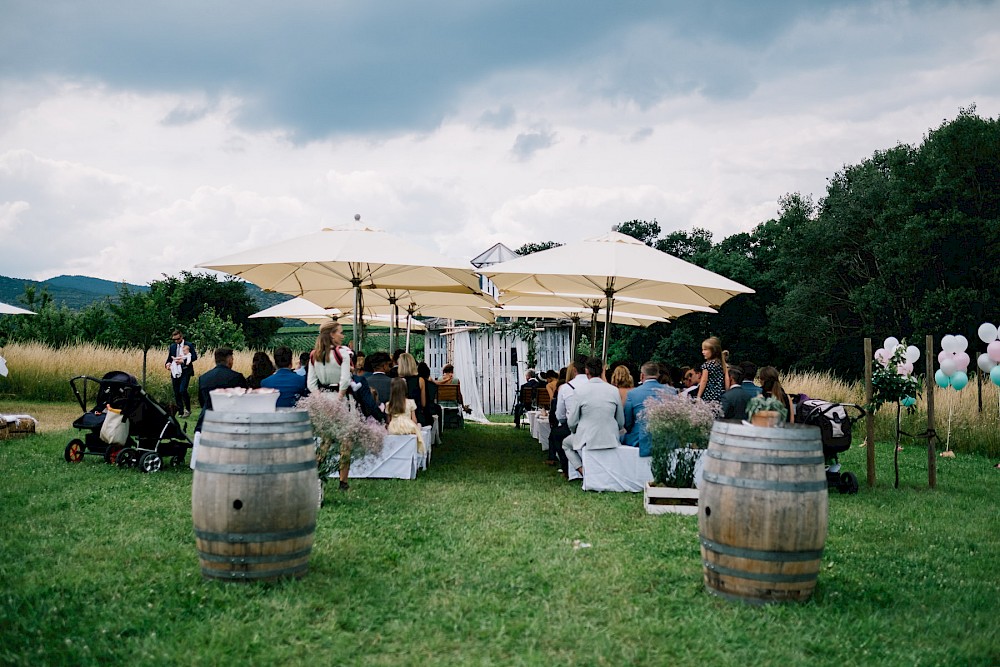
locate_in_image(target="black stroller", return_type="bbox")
[797,399,866,495]
[64,371,193,473]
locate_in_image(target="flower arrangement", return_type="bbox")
[644,393,719,487]
[297,393,386,483]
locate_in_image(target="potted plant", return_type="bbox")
[642,394,719,515]
[297,394,387,505]
[746,395,787,427]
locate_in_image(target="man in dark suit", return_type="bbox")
[195,348,248,432]
[721,367,752,421]
[365,352,393,405]
[513,369,541,429]
[165,329,197,417]
[261,346,308,408]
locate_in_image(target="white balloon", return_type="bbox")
[883,337,900,352]
[940,357,957,375]
[905,345,920,364]
[978,322,998,344]
[941,335,956,353]
[979,353,998,373]
[955,335,968,353]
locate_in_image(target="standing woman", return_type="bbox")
[695,336,729,403]
[307,320,354,490]
[396,352,429,427]
[759,366,795,423]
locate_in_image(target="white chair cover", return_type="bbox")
[536,420,551,451]
[582,446,653,492]
[349,434,418,479]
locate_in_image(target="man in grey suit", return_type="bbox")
[565,357,625,479]
[622,361,678,456]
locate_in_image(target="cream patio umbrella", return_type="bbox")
[197,221,486,349]
[247,296,427,330]
[0,301,37,315]
[483,231,754,361]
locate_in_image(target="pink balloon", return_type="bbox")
[874,348,889,366]
[897,362,914,376]
[990,341,1000,363]
[954,352,970,372]
[937,350,950,364]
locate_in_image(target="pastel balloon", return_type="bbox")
[935,369,951,388]
[978,353,998,373]
[954,351,970,372]
[954,335,968,352]
[901,396,916,407]
[978,322,998,344]
[992,365,1000,387]
[905,345,920,364]
[874,348,889,365]
[950,372,968,391]
[883,337,900,353]
[941,335,956,353]
[939,357,957,376]
[937,350,950,364]
[897,362,914,376]
[989,340,1000,363]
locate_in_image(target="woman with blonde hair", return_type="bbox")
[385,377,424,453]
[759,366,795,423]
[396,352,428,427]
[307,320,353,489]
[610,364,635,406]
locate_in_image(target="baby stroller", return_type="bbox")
[796,398,866,495]
[64,371,193,473]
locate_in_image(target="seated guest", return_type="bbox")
[296,351,310,378]
[760,366,795,423]
[247,351,275,389]
[513,369,541,429]
[720,367,751,421]
[418,361,441,427]
[552,360,586,476]
[681,368,701,398]
[739,361,763,397]
[656,363,675,387]
[544,369,559,403]
[354,352,368,376]
[565,357,625,478]
[435,363,464,406]
[366,352,393,405]
[385,377,424,453]
[261,346,308,408]
[610,364,635,406]
[622,361,677,456]
[195,348,248,432]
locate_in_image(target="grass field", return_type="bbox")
[1,413,997,666]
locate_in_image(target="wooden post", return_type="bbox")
[925,334,937,489]
[865,338,876,487]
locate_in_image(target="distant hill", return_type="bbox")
[0,274,291,312]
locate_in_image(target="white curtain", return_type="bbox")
[452,330,489,423]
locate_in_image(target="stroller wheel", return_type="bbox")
[103,444,124,465]
[139,452,162,473]
[64,439,85,463]
[169,455,185,468]
[117,448,136,468]
[839,471,860,495]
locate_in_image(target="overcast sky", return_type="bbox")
[2,1,998,285]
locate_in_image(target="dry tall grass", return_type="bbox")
[0,342,259,405]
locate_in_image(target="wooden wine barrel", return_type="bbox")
[698,420,828,604]
[192,410,318,582]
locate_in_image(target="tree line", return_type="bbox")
[520,107,999,379]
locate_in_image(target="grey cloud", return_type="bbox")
[479,105,517,129]
[511,130,556,161]
[629,127,654,143]
[161,101,217,127]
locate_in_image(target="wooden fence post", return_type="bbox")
[865,337,876,487]
[925,334,937,489]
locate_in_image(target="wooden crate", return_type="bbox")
[1,416,37,440]
[643,482,699,516]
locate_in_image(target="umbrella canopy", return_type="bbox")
[197,222,486,347]
[248,297,426,330]
[498,292,716,320]
[484,231,753,360]
[0,301,36,315]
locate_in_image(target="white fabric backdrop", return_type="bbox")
[452,330,489,423]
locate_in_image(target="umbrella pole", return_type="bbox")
[601,288,615,364]
[405,305,416,353]
[570,316,579,364]
[352,281,362,354]
[389,295,398,353]
[590,306,599,357]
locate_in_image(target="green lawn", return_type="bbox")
[1,416,998,666]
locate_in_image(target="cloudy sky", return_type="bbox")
[2,1,998,285]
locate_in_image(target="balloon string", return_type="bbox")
[945,390,953,452]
